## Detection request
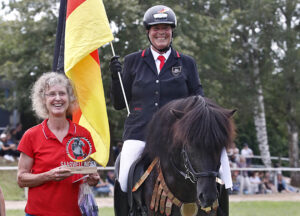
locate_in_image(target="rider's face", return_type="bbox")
[148,24,172,53]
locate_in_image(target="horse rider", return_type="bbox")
[110,5,232,215]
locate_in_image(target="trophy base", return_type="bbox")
[69,166,97,174]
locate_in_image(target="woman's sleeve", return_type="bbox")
[17,130,34,158]
[110,56,133,110]
[187,57,204,96]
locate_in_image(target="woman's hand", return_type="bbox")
[49,166,72,181]
[18,153,73,187]
[86,172,100,186]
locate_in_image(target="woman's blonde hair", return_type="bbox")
[31,72,77,119]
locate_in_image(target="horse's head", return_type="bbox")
[172,96,235,207]
[144,96,236,209]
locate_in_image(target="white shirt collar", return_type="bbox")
[150,46,171,74]
[150,46,171,61]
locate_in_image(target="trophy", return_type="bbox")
[61,137,97,174]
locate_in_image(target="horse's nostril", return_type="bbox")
[198,193,205,205]
[198,193,216,208]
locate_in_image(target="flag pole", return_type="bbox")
[110,42,131,116]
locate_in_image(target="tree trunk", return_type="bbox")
[253,59,272,168]
[287,112,300,187]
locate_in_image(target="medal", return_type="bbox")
[180,203,198,216]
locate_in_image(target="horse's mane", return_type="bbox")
[142,96,235,163]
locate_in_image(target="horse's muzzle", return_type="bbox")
[198,192,217,208]
[197,199,219,214]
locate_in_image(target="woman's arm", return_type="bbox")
[0,186,5,216]
[17,153,72,188]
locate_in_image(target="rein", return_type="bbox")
[171,145,218,184]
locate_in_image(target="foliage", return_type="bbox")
[0,0,59,128]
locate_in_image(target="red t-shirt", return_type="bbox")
[18,119,96,216]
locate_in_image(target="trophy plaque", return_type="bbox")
[61,137,97,174]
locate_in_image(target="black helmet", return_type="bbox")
[143,5,177,30]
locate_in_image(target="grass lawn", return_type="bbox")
[230,201,300,216]
[6,202,300,216]
[6,207,114,216]
[0,170,25,200]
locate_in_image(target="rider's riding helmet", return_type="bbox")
[143,5,177,30]
[143,5,177,53]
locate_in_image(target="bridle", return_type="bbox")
[171,145,218,184]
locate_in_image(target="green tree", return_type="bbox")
[270,0,300,186]
[0,0,59,128]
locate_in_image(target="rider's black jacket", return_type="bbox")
[111,47,204,141]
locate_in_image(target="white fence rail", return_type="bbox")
[1,166,300,172]
[0,166,115,171]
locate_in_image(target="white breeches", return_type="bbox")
[118,139,232,192]
[219,148,233,189]
[119,140,146,192]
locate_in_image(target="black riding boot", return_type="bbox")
[114,180,129,216]
[217,184,229,216]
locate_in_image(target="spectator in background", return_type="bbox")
[0,133,17,162]
[241,143,253,167]
[7,130,17,145]
[93,175,111,196]
[106,171,115,196]
[236,156,250,194]
[249,171,263,194]
[106,171,115,186]
[0,185,5,216]
[14,123,24,143]
[112,141,123,162]
[231,170,240,194]
[227,142,239,168]
[277,173,289,193]
[5,132,19,158]
[262,172,276,194]
[276,173,299,193]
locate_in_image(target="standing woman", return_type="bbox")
[110,5,231,215]
[17,72,99,216]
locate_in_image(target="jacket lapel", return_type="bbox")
[142,48,158,75]
[160,48,179,75]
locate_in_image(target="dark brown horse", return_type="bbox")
[134,96,236,216]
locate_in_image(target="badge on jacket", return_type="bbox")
[172,66,182,76]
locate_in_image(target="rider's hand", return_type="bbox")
[110,56,122,79]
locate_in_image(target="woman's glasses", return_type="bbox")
[45,91,67,98]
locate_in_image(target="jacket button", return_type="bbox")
[155,103,158,106]
[155,91,159,95]
[156,80,159,83]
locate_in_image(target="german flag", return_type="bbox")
[53,0,113,166]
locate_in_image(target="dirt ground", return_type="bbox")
[5,193,300,210]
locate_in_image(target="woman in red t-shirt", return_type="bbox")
[17,72,99,216]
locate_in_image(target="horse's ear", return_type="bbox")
[229,109,237,117]
[170,109,184,119]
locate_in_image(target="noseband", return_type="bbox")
[171,145,218,184]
